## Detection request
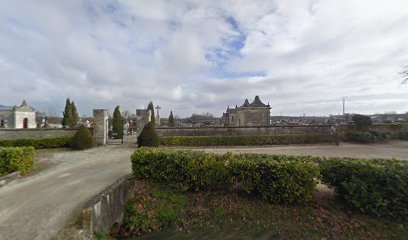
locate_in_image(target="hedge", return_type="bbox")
[0,136,72,149]
[346,131,375,143]
[0,147,35,175]
[131,148,319,204]
[320,158,408,219]
[161,134,334,146]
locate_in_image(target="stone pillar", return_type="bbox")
[93,109,109,146]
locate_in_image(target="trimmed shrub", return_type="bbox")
[70,125,93,150]
[346,131,375,143]
[131,148,319,203]
[0,147,35,175]
[137,122,159,147]
[0,136,72,149]
[161,134,334,147]
[320,158,408,219]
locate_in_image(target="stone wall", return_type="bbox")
[0,128,77,139]
[156,125,332,137]
[81,176,137,239]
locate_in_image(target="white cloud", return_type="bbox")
[0,0,407,117]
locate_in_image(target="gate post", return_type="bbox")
[93,109,109,146]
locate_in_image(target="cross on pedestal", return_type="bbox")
[155,105,161,126]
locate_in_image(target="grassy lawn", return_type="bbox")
[117,180,407,240]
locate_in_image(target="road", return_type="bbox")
[0,145,134,240]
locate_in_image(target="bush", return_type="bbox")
[70,125,93,150]
[0,147,35,175]
[131,148,319,203]
[137,122,159,147]
[0,136,72,149]
[161,134,334,147]
[346,131,375,143]
[320,158,408,219]
[399,130,408,140]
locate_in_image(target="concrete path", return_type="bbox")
[198,141,408,160]
[0,145,134,240]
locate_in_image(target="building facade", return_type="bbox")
[0,100,37,129]
[222,96,271,127]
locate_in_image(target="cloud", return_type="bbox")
[0,0,407,118]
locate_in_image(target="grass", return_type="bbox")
[119,180,407,239]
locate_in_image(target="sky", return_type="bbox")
[0,0,408,118]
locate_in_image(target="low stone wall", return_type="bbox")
[81,176,137,239]
[156,125,332,137]
[0,128,77,139]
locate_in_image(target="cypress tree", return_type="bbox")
[112,106,123,139]
[62,98,73,128]
[168,110,175,127]
[71,101,79,127]
[62,98,79,128]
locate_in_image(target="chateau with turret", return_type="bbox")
[222,96,271,126]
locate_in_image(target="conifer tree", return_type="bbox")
[112,106,123,139]
[71,101,79,127]
[168,110,175,127]
[62,98,79,128]
[62,98,72,128]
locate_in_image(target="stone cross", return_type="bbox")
[155,105,161,126]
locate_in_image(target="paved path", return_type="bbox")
[197,141,408,160]
[0,145,134,240]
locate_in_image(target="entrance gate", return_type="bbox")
[106,120,137,145]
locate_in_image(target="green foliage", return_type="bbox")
[147,101,156,125]
[112,105,123,139]
[137,122,159,147]
[122,186,187,235]
[161,135,334,146]
[131,148,319,203]
[352,114,372,130]
[62,98,79,128]
[70,125,93,150]
[399,130,408,140]
[0,147,35,175]
[168,111,175,127]
[320,158,408,219]
[346,131,375,143]
[0,136,72,149]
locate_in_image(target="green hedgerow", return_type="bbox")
[0,147,35,175]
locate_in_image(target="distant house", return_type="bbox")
[222,96,271,127]
[0,100,37,129]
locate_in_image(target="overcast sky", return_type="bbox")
[1,0,408,117]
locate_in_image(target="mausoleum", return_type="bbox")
[222,96,271,127]
[0,100,37,129]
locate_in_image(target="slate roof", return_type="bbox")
[239,96,269,108]
[248,96,269,108]
[0,105,13,111]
